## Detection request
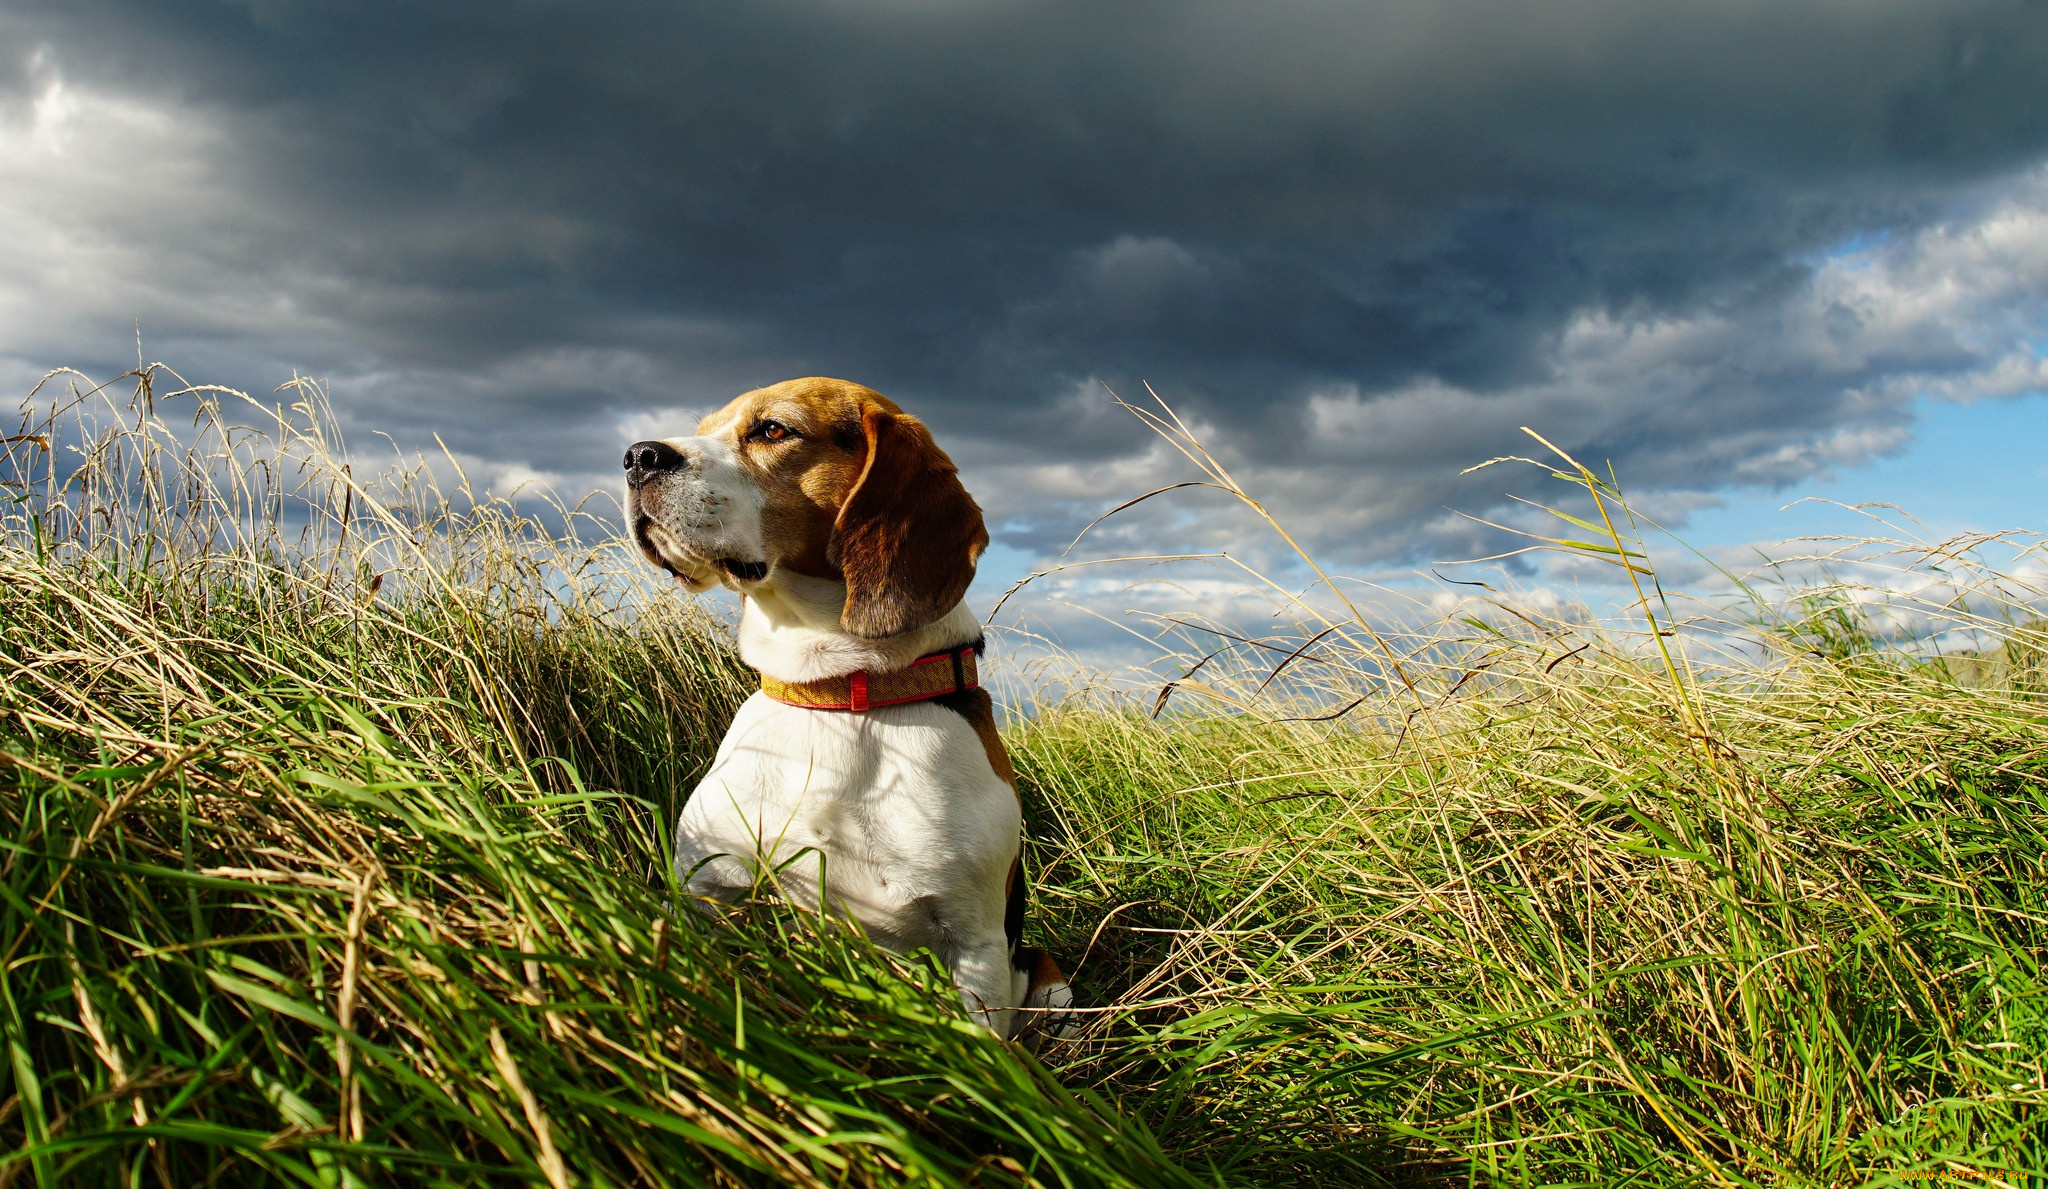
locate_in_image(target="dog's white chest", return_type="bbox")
[675,692,1019,950]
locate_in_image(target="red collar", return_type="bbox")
[758,642,981,711]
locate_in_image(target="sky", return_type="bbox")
[4,1,2048,657]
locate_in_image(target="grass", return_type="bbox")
[2,367,2044,1186]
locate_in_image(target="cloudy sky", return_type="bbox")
[5,1,2048,636]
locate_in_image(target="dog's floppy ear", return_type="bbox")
[830,403,988,639]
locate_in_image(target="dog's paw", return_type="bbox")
[1008,947,1081,1045]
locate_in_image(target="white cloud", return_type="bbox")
[0,57,285,352]
[1140,167,2048,560]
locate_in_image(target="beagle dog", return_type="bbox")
[624,377,1072,1040]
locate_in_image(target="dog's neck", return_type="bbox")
[737,570,980,684]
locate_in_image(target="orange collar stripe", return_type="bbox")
[760,645,980,711]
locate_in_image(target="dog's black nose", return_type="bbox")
[624,440,687,488]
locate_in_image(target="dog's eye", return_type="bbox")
[752,419,794,443]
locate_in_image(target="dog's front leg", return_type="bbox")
[948,933,1018,1037]
[674,843,758,914]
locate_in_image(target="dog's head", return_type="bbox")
[625,377,989,639]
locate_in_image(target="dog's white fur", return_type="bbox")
[739,569,986,685]
[677,582,1021,1033]
[626,378,1038,1035]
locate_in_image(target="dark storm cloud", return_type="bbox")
[4,0,2048,568]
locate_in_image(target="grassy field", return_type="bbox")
[1,369,2043,1186]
